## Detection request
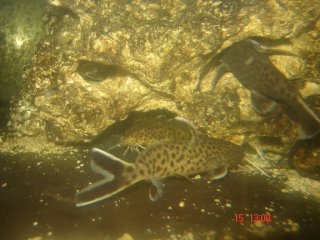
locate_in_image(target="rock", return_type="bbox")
[7,0,320,148]
[117,233,134,240]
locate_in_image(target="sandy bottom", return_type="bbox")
[0,148,320,240]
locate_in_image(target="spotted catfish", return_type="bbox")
[115,115,193,156]
[75,121,244,207]
[197,39,320,153]
[121,115,193,146]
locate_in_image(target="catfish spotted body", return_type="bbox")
[120,115,193,147]
[132,134,242,178]
[75,133,244,207]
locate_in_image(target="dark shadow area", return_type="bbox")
[77,60,126,82]
[0,101,10,132]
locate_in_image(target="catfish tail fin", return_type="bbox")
[75,148,139,207]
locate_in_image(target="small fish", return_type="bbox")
[197,39,320,155]
[77,60,122,82]
[75,130,244,207]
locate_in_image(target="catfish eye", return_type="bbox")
[77,60,120,82]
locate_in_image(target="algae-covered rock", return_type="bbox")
[7,0,320,146]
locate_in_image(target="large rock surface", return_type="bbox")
[7,0,320,145]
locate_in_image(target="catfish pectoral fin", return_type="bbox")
[208,63,229,92]
[281,97,320,140]
[195,57,226,91]
[277,139,301,165]
[296,98,320,139]
[250,91,278,115]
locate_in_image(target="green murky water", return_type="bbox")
[1,0,320,240]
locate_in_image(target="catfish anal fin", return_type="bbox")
[206,166,228,183]
[149,177,164,201]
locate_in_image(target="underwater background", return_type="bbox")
[1,0,320,239]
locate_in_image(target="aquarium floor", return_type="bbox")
[0,151,319,240]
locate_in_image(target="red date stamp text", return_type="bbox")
[234,213,271,223]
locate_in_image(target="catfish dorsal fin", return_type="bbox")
[173,116,198,131]
[174,116,198,143]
